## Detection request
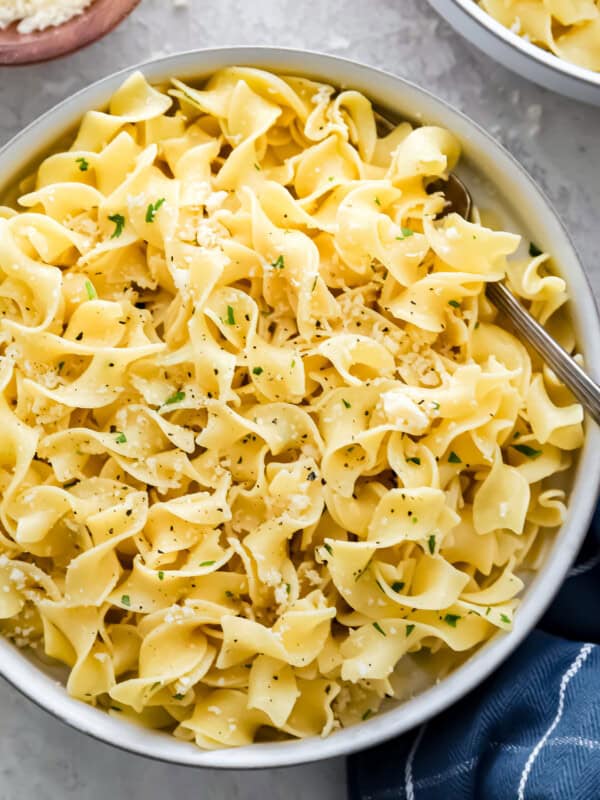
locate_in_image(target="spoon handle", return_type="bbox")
[486,281,600,427]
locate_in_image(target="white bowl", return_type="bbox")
[0,47,599,769]
[428,0,600,105]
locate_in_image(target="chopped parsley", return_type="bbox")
[158,571,164,581]
[57,361,65,373]
[372,622,386,637]
[529,242,542,257]
[443,613,461,627]
[85,280,97,300]
[432,402,440,411]
[396,227,414,239]
[323,543,333,556]
[252,366,264,375]
[406,624,415,636]
[362,709,373,721]
[121,594,131,607]
[271,255,285,270]
[374,196,381,206]
[145,198,166,223]
[342,399,352,409]
[199,560,216,567]
[225,590,234,598]
[254,162,261,171]
[165,390,185,405]
[406,456,421,466]
[391,581,405,592]
[76,157,89,172]
[115,432,127,444]
[448,299,461,308]
[108,213,125,239]
[172,693,185,700]
[311,276,318,292]
[500,613,511,624]
[428,534,436,555]
[448,451,462,464]
[512,443,542,459]
[226,304,236,325]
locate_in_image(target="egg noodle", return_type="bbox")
[0,68,584,748]
[479,0,600,71]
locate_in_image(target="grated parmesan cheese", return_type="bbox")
[0,0,94,34]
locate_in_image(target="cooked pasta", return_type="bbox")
[0,67,583,748]
[479,0,600,71]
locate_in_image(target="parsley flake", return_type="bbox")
[271,255,285,270]
[391,581,405,592]
[362,709,373,721]
[165,390,185,405]
[443,613,461,627]
[173,693,185,700]
[529,242,543,257]
[226,305,236,325]
[145,198,166,223]
[406,624,415,636]
[500,613,511,624]
[121,594,131,607]
[448,299,461,308]
[115,432,127,444]
[108,213,125,239]
[396,227,414,239]
[252,366,264,375]
[373,621,386,637]
[323,543,333,556]
[374,196,381,206]
[158,571,164,581]
[199,560,216,567]
[512,443,542,459]
[85,280,97,300]
[406,456,421,465]
[76,157,89,172]
[342,399,352,409]
[448,451,462,464]
[428,534,436,554]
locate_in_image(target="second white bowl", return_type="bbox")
[428,0,600,106]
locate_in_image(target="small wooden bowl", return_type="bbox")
[0,0,141,66]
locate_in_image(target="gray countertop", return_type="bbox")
[0,1,598,798]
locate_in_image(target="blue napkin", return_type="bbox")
[348,509,600,800]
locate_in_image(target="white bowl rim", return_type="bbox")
[441,0,600,88]
[0,45,599,770]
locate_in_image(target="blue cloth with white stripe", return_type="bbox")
[348,509,600,800]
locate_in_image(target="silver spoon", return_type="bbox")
[430,173,600,427]
[375,108,600,424]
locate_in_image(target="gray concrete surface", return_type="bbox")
[0,1,598,798]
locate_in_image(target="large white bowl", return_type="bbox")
[0,47,599,769]
[428,0,600,105]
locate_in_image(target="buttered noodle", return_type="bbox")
[479,0,600,72]
[0,68,583,748]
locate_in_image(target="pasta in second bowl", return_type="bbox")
[0,48,598,768]
[428,0,600,105]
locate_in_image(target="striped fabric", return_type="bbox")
[348,509,600,800]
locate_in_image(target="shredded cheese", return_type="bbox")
[0,0,93,34]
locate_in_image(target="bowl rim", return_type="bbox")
[440,0,600,88]
[1,45,599,770]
